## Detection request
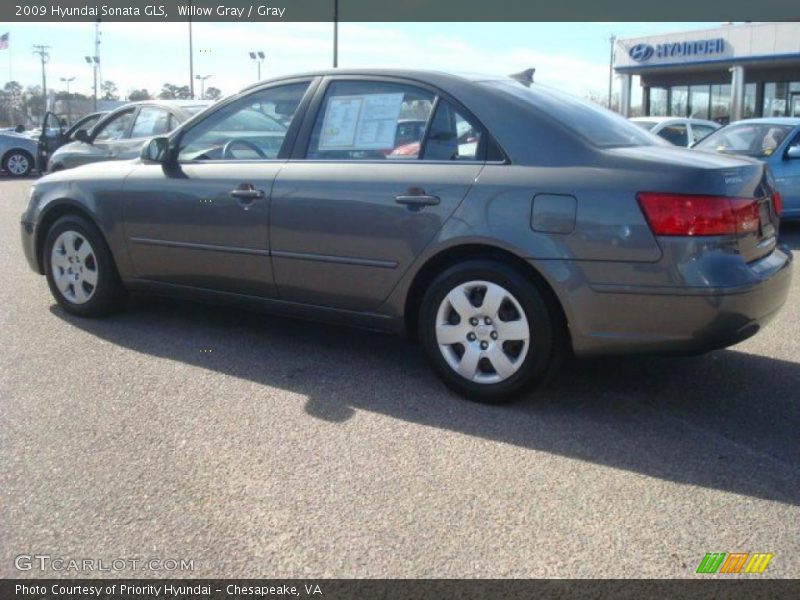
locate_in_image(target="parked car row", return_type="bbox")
[20,69,793,402]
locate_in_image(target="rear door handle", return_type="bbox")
[395,194,441,207]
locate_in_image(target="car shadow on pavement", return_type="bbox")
[51,295,800,506]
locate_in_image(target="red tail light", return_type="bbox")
[637,193,759,236]
[772,191,782,216]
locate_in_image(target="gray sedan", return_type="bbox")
[20,69,793,402]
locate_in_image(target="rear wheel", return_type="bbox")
[419,260,561,403]
[3,150,33,177]
[43,215,126,317]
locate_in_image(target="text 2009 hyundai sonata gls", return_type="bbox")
[20,69,793,402]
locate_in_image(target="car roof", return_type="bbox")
[727,117,800,126]
[239,68,513,94]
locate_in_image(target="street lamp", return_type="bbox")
[249,51,265,80]
[84,55,100,111]
[60,76,76,94]
[195,74,212,99]
[61,76,76,122]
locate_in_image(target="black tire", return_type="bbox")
[3,149,34,177]
[419,259,562,403]
[43,214,126,317]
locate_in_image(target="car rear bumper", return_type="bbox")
[538,244,793,357]
[21,220,42,274]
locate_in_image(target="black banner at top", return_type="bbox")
[5,0,800,22]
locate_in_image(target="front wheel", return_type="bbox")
[419,260,561,403]
[43,215,126,317]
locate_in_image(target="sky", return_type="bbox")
[2,22,720,100]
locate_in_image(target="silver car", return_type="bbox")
[20,69,792,402]
[630,117,720,147]
[0,130,38,177]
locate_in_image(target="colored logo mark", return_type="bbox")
[696,552,773,574]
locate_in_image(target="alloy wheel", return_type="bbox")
[7,153,30,176]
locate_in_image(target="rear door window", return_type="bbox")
[130,107,173,138]
[691,124,717,143]
[306,80,434,160]
[422,100,483,161]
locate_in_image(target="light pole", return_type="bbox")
[61,76,76,122]
[249,51,265,80]
[32,44,50,121]
[60,76,75,94]
[195,74,212,99]
[333,0,338,68]
[84,56,99,111]
[608,34,616,110]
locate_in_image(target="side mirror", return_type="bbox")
[786,145,800,160]
[73,129,90,143]
[141,136,171,163]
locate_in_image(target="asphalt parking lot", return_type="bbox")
[1,175,798,579]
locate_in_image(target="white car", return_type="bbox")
[630,117,720,148]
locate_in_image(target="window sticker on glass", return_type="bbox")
[319,93,405,150]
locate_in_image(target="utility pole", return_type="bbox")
[608,34,616,110]
[32,44,50,121]
[333,0,338,68]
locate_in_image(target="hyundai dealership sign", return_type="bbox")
[614,22,800,70]
[628,38,725,63]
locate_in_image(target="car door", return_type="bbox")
[37,111,64,171]
[771,128,800,216]
[270,77,488,312]
[121,80,315,297]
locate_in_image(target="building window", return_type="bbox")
[670,86,688,117]
[649,87,668,116]
[744,83,757,118]
[763,82,800,117]
[689,85,710,120]
[710,84,731,123]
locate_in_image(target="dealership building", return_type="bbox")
[614,22,800,123]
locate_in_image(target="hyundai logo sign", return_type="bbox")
[627,38,725,63]
[629,44,654,62]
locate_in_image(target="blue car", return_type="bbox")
[694,118,800,220]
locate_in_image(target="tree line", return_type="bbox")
[0,80,223,127]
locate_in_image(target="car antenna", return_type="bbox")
[509,68,535,87]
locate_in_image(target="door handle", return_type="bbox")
[395,194,440,207]
[230,184,264,205]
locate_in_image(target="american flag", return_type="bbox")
[0,33,8,51]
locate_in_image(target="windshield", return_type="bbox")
[632,120,659,131]
[694,122,795,158]
[486,80,661,148]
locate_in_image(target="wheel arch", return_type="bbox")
[403,243,570,347]
[35,201,107,274]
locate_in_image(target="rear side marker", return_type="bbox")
[637,192,760,236]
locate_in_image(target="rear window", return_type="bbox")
[485,80,661,148]
[694,123,795,158]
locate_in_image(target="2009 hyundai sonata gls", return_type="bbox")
[20,69,793,402]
